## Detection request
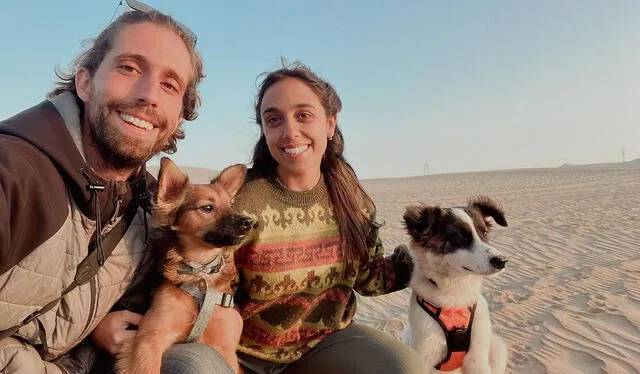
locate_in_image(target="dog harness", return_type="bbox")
[177,255,234,343]
[416,295,476,371]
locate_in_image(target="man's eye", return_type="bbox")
[119,64,136,73]
[298,112,312,120]
[200,205,214,213]
[162,81,179,93]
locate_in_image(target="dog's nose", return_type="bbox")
[238,216,254,230]
[490,256,508,270]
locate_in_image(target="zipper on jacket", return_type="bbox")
[80,168,107,265]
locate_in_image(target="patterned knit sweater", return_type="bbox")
[231,172,413,363]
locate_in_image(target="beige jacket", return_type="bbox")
[0,93,153,373]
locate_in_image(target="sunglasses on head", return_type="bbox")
[125,0,197,46]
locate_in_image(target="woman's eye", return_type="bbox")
[265,116,280,126]
[200,205,214,213]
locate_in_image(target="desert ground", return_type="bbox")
[356,164,640,374]
[156,161,640,373]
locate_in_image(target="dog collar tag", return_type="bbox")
[178,255,224,275]
[204,255,224,274]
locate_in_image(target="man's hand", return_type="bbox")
[91,310,142,355]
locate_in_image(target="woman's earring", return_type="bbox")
[328,136,333,141]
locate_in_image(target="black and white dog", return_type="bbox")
[403,196,509,373]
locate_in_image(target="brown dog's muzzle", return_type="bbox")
[203,213,254,247]
[236,215,254,232]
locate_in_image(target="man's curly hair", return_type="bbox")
[48,10,205,154]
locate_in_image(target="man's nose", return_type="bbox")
[133,75,160,108]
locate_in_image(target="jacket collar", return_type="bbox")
[0,93,154,221]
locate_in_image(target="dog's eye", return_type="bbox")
[449,232,470,246]
[199,205,214,213]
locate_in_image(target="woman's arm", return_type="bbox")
[353,227,414,296]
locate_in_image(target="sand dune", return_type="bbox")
[560,158,640,170]
[149,161,640,372]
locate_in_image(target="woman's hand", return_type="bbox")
[91,310,142,355]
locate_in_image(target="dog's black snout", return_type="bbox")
[238,216,253,230]
[490,256,508,269]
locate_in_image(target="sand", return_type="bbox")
[152,163,640,373]
[356,167,640,373]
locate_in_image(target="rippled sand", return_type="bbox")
[357,167,640,373]
[157,163,640,373]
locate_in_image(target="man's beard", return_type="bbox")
[86,97,171,170]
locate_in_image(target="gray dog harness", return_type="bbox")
[177,255,234,343]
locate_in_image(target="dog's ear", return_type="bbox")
[403,205,444,241]
[469,196,508,227]
[157,157,188,203]
[213,164,247,198]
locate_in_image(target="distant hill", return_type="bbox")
[559,158,640,170]
[146,165,218,184]
[146,159,639,184]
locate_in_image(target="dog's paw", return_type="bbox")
[114,354,132,374]
[114,341,136,374]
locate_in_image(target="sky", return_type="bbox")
[1,1,638,179]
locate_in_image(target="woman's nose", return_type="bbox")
[281,117,300,139]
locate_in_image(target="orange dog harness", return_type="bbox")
[416,296,476,371]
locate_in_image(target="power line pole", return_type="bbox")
[424,161,429,176]
[622,148,626,163]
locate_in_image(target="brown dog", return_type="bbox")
[116,157,252,374]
